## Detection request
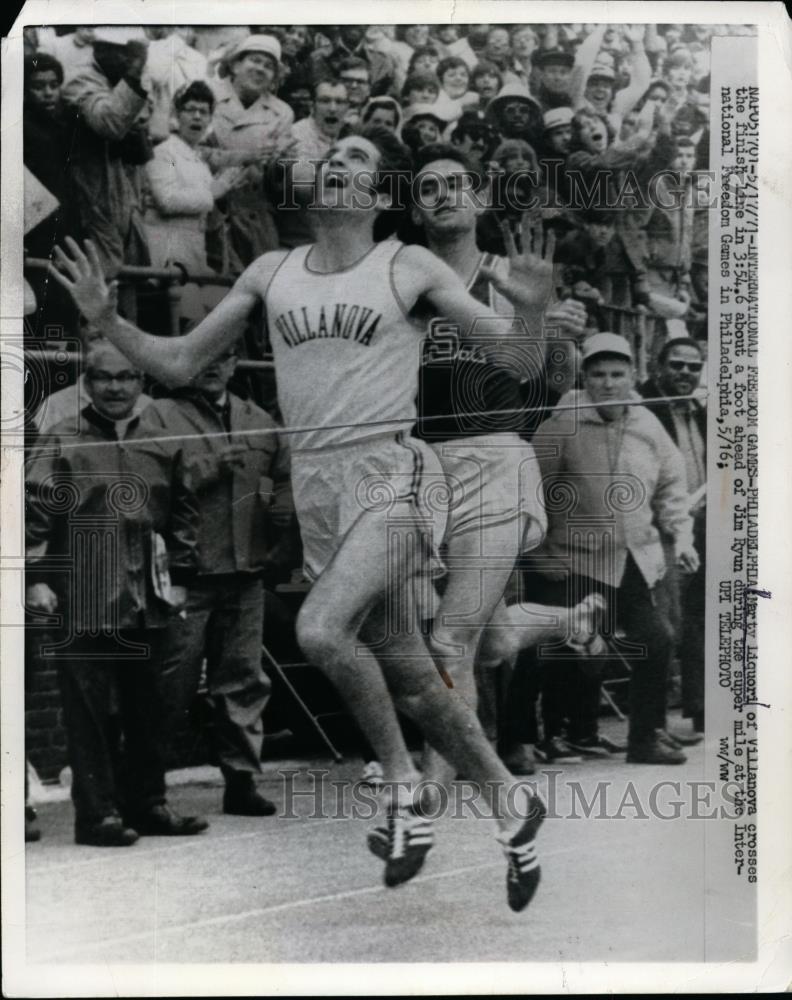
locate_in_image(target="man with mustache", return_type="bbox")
[640,338,707,739]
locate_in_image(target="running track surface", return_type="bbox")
[25,725,708,965]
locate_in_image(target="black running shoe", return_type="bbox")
[367,824,389,860]
[367,807,434,887]
[497,793,547,912]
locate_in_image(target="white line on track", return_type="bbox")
[26,818,346,875]
[34,845,580,963]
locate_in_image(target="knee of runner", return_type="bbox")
[430,623,482,665]
[478,627,519,667]
[295,610,347,669]
[393,668,450,715]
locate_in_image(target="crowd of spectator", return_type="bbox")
[23,21,747,336]
[22,22,739,843]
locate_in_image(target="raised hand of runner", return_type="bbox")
[480,215,556,313]
[50,238,118,326]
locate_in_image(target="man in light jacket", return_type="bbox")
[528,333,699,764]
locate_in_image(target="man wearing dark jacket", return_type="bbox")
[61,26,152,276]
[640,337,707,735]
[25,342,207,846]
[147,344,294,816]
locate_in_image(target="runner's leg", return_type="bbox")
[295,505,424,794]
[298,503,534,837]
[421,517,517,788]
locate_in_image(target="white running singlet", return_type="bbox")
[265,240,423,451]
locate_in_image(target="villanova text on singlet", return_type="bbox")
[414,252,533,442]
[265,240,425,451]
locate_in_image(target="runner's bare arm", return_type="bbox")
[394,219,556,339]
[393,245,507,338]
[49,238,287,387]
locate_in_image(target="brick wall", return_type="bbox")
[25,656,69,781]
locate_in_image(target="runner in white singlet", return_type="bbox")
[53,126,557,911]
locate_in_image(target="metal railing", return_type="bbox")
[25,258,666,383]
[25,258,236,340]
[599,304,661,382]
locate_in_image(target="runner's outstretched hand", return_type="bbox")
[480,215,556,313]
[50,238,118,326]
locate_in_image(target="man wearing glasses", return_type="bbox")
[640,337,707,739]
[25,341,207,846]
[145,344,294,817]
[337,58,372,126]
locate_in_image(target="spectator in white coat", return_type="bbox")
[144,81,244,275]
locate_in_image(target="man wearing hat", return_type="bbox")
[532,49,575,110]
[528,332,699,764]
[542,106,574,156]
[208,34,295,270]
[569,25,651,132]
[308,25,397,97]
[582,61,618,117]
[448,109,499,169]
[402,102,454,150]
[61,26,152,276]
[486,82,544,147]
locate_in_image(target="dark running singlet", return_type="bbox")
[414,252,554,442]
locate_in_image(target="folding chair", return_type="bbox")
[261,642,344,763]
[599,633,633,722]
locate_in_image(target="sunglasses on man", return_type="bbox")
[667,360,703,373]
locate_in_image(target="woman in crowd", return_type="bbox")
[436,56,478,114]
[407,44,442,79]
[360,95,403,135]
[509,25,539,87]
[205,34,295,271]
[143,81,244,275]
[662,49,695,116]
[401,73,441,108]
[470,60,503,107]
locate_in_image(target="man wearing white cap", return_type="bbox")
[207,34,295,270]
[529,332,700,764]
[61,26,152,276]
[542,106,574,157]
[402,103,453,149]
[569,25,651,133]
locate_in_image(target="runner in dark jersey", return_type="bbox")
[402,145,602,794]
